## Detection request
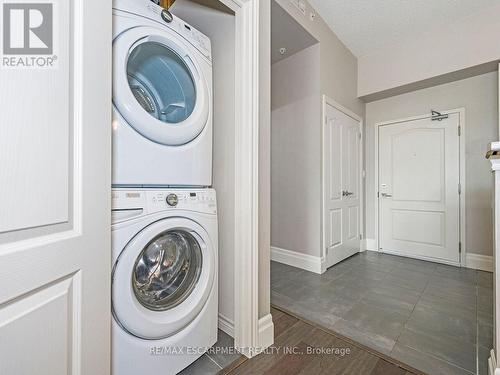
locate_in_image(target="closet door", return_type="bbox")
[323,100,361,269]
[0,1,112,374]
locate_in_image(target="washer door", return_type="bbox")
[112,217,215,340]
[113,26,209,146]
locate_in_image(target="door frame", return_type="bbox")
[374,108,466,266]
[321,95,364,272]
[219,0,272,357]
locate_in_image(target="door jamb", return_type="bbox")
[321,95,364,272]
[219,0,272,357]
[374,108,466,266]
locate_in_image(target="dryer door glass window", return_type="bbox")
[132,229,202,311]
[127,41,196,124]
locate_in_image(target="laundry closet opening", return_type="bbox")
[171,0,236,341]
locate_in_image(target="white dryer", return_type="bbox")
[113,0,213,187]
[111,188,218,375]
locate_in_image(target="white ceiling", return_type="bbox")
[307,0,500,57]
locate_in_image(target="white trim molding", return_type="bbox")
[226,0,268,358]
[489,348,498,375]
[271,246,323,274]
[257,314,274,350]
[218,313,235,338]
[466,253,493,272]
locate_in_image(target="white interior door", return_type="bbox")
[378,113,461,264]
[0,1,111,374]
[323,101,361,269]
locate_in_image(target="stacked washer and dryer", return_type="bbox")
[111,1,218,374]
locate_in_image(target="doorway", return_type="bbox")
[375,109,465,266]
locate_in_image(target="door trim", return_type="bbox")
[374,108,466,266]
[321,95,364,272]
[219,0,272,357]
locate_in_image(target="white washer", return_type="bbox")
[112,0,213,187]
[112,188,218,375]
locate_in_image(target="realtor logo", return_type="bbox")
[1,1,57,68]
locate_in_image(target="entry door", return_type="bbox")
[0,1,111,374]
[378,113,460,264]
[323,101,361,269]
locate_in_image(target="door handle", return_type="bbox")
[342,190,355,197]
[380,193,392,198]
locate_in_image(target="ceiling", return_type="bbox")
[307,0,500,57]
[271,1,318,64]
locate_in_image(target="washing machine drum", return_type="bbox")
[113,26,210,146]
[113,218,215,340]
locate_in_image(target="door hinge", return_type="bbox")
[458,183,461,195]
[458,125,461,136]
[358,132,362,140]
[377,191,379,198]
[459,241,462,254]
[359,234,362,240]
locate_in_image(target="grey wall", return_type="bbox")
[170,0,236,327]
[365,71,499,257]
[271,44,321,256]
[274,0,364,118]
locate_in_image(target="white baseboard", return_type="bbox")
[270,246,323,274]
[466,253,493,272]
[218,313,234,338]
[258,313,274,349]
[361,238,377,251]
[488,349,500,375]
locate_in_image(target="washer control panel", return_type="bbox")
[112,189,217,215]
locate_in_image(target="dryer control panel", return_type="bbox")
[112,188,217,216]
[145,2,212,61]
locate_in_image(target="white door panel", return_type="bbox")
[378,113,460,263]
[323,102,361,269]
[0,1,111,374]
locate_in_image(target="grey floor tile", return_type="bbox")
[360,290,416,318]
[477,271,493,289]
[178,354,221,375]
[423,283,476,307]
[391,343,474,375]
[341,300,408,340]
[478,319,494,350]
[478,286,493,315]
[419,289,476,314]
[434,264,477,284]
[397,327,476,372]
[205,330,241,369]
[380,272,429,293]
[415,294,475,321]
[393,260,438,276]
[367,283,422,305]
[272,253,489,375]
[290,301,343,329]
[406,303,477,344]
[331,318,396,355]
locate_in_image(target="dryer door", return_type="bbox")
[113,26,210,146]
[112,217,215,340]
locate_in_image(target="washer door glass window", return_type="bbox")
[132,229,202,311]
[127,42,196,124]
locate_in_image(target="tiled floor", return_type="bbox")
[179,329,244,375]
[225,307,421,375]
[271,251,494,375]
